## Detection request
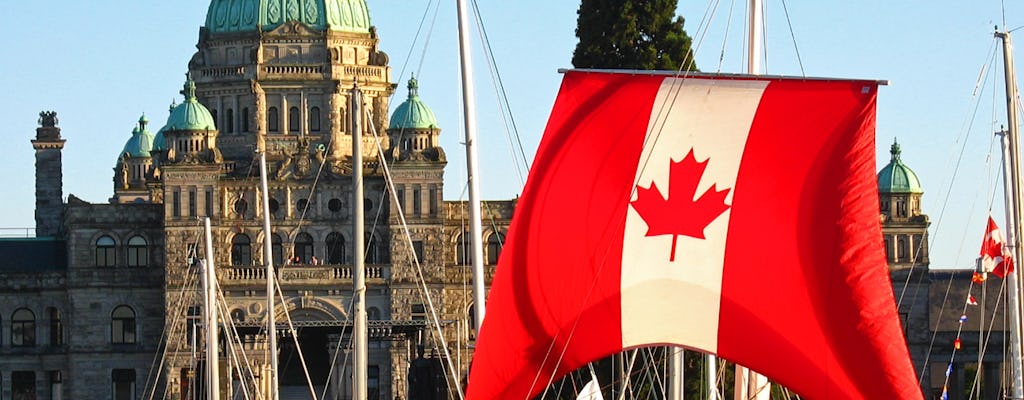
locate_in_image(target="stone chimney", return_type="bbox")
[31,111,65,237]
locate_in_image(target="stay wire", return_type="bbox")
[915,41,999,379]
[470,0,531,183]
[779,0,806,76]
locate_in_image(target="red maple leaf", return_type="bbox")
[630,149,732,261]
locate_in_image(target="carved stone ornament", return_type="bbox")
[38,111,58,127]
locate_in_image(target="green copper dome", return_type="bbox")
[121,115,155,158]
[878,139,923,194]
[166,78,217,132]
[390,76,439,130]
[205,0,371,34]
[152,101,177,151]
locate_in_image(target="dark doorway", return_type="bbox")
[13,371,36,400]
[279,327,332,387]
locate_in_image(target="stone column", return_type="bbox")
[32,111,65,237]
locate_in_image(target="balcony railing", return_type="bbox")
[220,264,389,285]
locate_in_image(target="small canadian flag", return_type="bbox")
[981,216,1014,278]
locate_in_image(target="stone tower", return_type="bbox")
[32,111,65,237]
[877,139,930,390]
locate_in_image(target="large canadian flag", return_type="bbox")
[466,70,921,399]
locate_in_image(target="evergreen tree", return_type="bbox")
[572,0,698,71]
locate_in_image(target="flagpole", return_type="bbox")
[733,1,770,399]
[997,30,1024,399]
[997,126,1024,398]
[456,0,487,334]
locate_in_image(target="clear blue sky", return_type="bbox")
[0,1,1020,269]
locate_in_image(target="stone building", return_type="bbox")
[880,140,1007,400]
[0,1,1013,400]
[0,1,509,399]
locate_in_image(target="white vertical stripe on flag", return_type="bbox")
[621,78,769,353]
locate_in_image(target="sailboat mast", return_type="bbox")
[351,84,369,400]
[733,1,769,399]
[456,0,488,332]
[202,217,221,400]
[257,151,279,400]
[996,30,1024,399]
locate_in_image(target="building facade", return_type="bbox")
[0,1,510,399]
[0,2,1009,400]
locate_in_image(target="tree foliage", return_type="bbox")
[572,0,698,71]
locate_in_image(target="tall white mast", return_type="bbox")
[351,84,369,400]
[257,151,279,400]
[456,0,488,332]
[202,217,221,400]
[734,1,770,399]
[996,30,1024,399]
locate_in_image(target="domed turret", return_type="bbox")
[113,114,157,201]
[390,76,439,130]
[878,139,923,194]
[121,114,155,158]
[387,76,444,163]
[167,79,216,132]
[205,0,371,34]
[152,101,176,152]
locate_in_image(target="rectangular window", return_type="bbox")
[49,308,63,347]
[412,240,424,262]
[188,190,197,217]
[413,187,422,217]
[205,189,213,217]
[396,185,405,214]
[429,186,438,216]
[411,303,426,321]
[368,365,380,400]
[112,369,136,400]
[49,370,62,400]
[172,191,181,218]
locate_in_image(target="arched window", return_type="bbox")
[111,305,136,344]
[12,308,35,347]
[456,232,471,265]
[231,234,252,266]
[242,107,250,132]
[468,304,477,340]
[272,233,284,265]
[211,109,219,130]
[268,106,280,132]
[294,233,314,264]
[289,106,300,133]
[96,236,116,267]
[127,236,148,267]
[366,234,381,264]
[486,232,505,265]
[234,198,248,218]
[326,232,346,264]
[896,235,909,262]
[230,309,246,322]
[310,106,321,132]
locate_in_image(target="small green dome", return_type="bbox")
[878,139,923,194]
[166,78,217,132]
[152,101,177,151]
[121,114,155,158]
[205,0,371,34]
[390,76,439,130]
